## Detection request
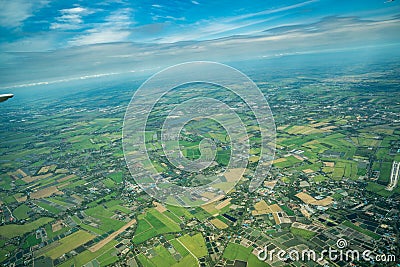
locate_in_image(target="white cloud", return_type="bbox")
[145,0,318,43]
[69,29,131,46]
[68,8,134,46]
[0,0,48,28]
[1,15,399,88]
[192,1,200,5]
[50,5,95,30]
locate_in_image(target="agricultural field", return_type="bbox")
[133,208,181,244]
[58,240,119,267]
[0,217,53,239]
[177,233,207,258]
[0,48,399,267]
[12,204,31,220]
[290,227,316,240]
[43,230,95,259]
[222,242,253,261]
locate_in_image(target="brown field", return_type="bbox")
[273,213,280,224]
[276,125,289,131]
[55,168,69,174]
[57,174,77,183]
[52,220,64,232]
[252,200,272,216]
[215,198,232,210]
[316,197,334,206]
[210,218,228,229]
[23,173,53,183]
[153,201,167,213]
[38,166,51,174]
[15,195,27,202]
[224,168,246,183]
[311,121,328,127]
[264,180,278,188]
[31,186,63,199]
[202,203,219,214]
[269,204,282,213]
[293,155,305,161]
[57,183,70,189]
[88,219,136,252]
[295,192,333,207]
[202,197,232,214]
[286,125,326,135]
[321,126,336,131]
[324,162,335,167]
[273,158,287,164]
[302,169,314,174]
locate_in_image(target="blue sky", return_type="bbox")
[0,0,399,88]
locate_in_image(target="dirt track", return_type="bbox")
[88,218,136,252]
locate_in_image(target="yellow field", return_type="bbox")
[286,125,330,135]
[57,174,77,183]
[31,186,63,199]
[38,165,57,174]
[45,230,95,259]
[201,203,219,214]
[23,173,53,183]
[252,200,282,216]
[302,169,314,174]
[52,221,64,232]
[202,197,231,214]
[295,192,333,207]
[153,201,167,213]
[210,218,228,229]
[215,198,231,210]
[324,162,335,167]
[273,158,287,164]
[223,168,246,183]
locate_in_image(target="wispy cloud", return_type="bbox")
[0,0,48,28]
[50,6,96,30]
[148,0,318,43]
[68,8,134,46]
[2,15,399,89]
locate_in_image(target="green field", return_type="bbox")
[137,240,198,267]
[273,155,302,168]
[165,205,194,219]
[222,242,252,261]
[44,230,95,259]
[290,227,316,240]
[13,204,31,220]
[178,233,207,258]
[59,240,118,267]
[84,204,126,233]
[342,221,380,240]
[133,208,181,244]
[35,201,62,214]
[0,217,53,239]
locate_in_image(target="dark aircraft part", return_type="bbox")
[0,94,14,102]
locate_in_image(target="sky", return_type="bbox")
[0,0,399,88]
